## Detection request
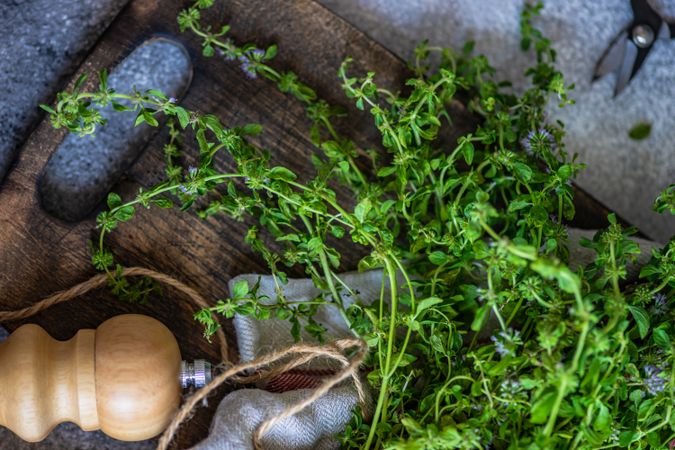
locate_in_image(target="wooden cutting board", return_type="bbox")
[0,0,617,447]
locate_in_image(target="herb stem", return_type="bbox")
[543,374,568,437]
[364,258,399,449]
[609,241,621,299]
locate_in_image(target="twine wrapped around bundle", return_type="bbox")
[0,267,368,450]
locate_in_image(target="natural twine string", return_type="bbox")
[0,266,367,450]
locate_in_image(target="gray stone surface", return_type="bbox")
[0,0,130,184]
[318,0,675,242]
[39,38,192,222]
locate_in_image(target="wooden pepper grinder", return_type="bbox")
[0,314,212,442]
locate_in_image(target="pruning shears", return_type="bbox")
[593,0,675,96]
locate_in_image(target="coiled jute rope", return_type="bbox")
[0,266,367,450]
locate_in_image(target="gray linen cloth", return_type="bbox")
[193,228,658,449]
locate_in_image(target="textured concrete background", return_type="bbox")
[0,0,130,184]
[318,0,675,242]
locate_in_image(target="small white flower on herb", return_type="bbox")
[644,365,668,395]
[237,50,263,79]
[178,184,189,194]
[217,42,237,61]
[520,128,556,155]
[491,336,509,357]
[490,328,522,357]
[499,378,526,406]
[237,49,266,79]
[238,57,257,79]
[499,379,523,406]
[607,428,619,444]
[188,165,198,177]
[651,293,668,316]
[501,379,521,392]
[168,97,177,104]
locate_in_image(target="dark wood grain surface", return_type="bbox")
[0,0,619,447]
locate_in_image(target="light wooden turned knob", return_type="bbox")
[0,314,183,442]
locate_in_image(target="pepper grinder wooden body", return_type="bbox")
[0,314,183,442]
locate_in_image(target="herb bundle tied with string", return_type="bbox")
[42,1,675,449]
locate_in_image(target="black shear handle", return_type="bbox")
[631,0,662,31]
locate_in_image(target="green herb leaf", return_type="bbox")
[151,198,173,209]
[107,192,122,209]
[652,325,670,350]
[232,280,249,299]
[628,122,651,141]
[428,251,450,265]
[416,297,443,314]
[175,107,190,128]
[627,305,650,339]
[354,198,372,223]
[462,140,474,164]
[530,391,557,424]
[593,402,610,432]
[471,303,490,332]
[114,205,135,222]
[269,166,297,181]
